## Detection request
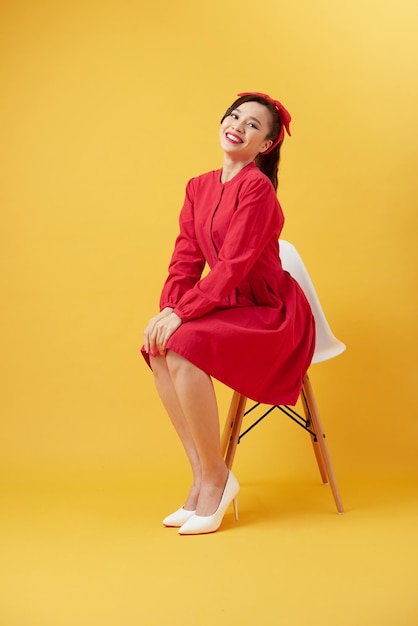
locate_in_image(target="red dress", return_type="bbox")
[142,162,315,406]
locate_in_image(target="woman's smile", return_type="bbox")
[225,132,244,144]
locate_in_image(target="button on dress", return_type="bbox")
[142,162,315,406]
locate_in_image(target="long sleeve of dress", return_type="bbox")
[159,182,206,311]
[167,175,282,322]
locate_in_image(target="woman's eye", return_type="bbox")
[230,113,238,119]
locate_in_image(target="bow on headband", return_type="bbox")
[237,91,291,154]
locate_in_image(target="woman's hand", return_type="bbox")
[143,307,182,356]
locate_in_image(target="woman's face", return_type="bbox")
[220,100,274,160]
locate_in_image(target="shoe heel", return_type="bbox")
[232,496,238,522]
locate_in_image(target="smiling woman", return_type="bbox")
[220,92,291,189]
[141,92,314,536]
[220,102,274,172]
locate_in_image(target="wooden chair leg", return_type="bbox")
[300,386,329,485]
[221,391,241,456]
[302,373,345,514]
[221,391,247,469]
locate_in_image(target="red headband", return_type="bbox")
[237,91,291,154]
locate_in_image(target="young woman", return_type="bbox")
[142,92,315,535]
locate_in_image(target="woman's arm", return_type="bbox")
[159,180,206,310]
[143,179,205,354]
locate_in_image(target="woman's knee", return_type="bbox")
[166,351,196,379]
[149,354,170,379]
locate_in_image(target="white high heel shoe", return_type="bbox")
[178,471,239,535]
[162,507,196,527]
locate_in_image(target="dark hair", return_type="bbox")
[221,94,283,191]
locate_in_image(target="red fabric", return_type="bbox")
[142,162,315,406]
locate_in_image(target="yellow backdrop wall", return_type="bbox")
[1,0,417,482]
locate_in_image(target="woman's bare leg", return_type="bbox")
[150,354,201,509]
[165,351,229,517]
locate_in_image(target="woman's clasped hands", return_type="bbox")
[143,307,182,357]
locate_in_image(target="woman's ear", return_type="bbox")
[259,139,273,154]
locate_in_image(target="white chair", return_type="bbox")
[221,240,346,514]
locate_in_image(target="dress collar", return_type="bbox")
[219,162,257,186]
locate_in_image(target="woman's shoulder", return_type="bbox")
[235,164,277,200]
[240,163,274,186]
[187,169,221,188]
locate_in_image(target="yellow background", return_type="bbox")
[1,1,417,624]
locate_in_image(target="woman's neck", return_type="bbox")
[221,155,254,183]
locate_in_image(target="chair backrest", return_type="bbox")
[279,240,346,364]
